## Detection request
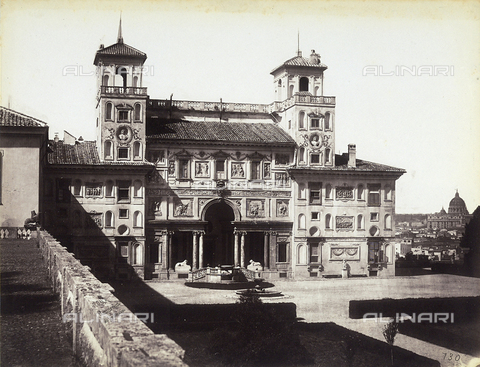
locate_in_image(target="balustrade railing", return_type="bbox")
[100,86,147,95]
[146,95,335,114]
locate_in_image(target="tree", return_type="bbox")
[461,206,480,277]
[382,319,399,366]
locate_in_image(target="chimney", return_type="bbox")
[54,132,59,143]
[348,144,356,168]
[309,50,321,64]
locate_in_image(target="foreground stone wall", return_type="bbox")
[38,231,187,367]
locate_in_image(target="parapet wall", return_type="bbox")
[37,231,187,367]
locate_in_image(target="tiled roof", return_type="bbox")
[47,140,153,167]
[271,56,328,74]
[0,106,47,128]
[147,121,296,145]
[289,154,406,174]
[282,55,328,68]
[94,42,146,64]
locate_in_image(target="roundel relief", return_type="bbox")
[117,126,133,143]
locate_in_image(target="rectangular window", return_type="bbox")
[310,118,320,129]
[179,159,190,179]
[309,182,322,205]
[368,184,381,206]
[311,154,320,164]
[117,180,131,203]
[119,209,129,218]
[251,161,261,180]
[118,147,129,159]
[368,241,384,263]
[216,160,225,179]
[370,212,379,222]
[311,212,319,220]
[118,110,129,122]
[310,244,319,263]
[277,242,287,263]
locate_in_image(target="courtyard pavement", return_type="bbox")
[146,274,480,367]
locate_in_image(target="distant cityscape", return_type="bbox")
[394,191,474,265]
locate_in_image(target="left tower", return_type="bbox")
[94,20,148,163]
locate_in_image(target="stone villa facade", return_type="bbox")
[35,25,406,280]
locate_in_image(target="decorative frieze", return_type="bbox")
[147,188,291,198]
[335,216,354,231]
[247,199,265,218]
[173,199,193,217]
[336,186,354,201]
[85,183,102,198]
[330,245,360,260]
[276,200,289,217]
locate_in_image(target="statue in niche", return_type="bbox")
[153,201,162,216]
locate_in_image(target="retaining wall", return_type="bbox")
[38,231,187,367]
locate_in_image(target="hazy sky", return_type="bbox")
[2,0,479,214]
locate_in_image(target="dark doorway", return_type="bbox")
[204,201,235,266]
[246,232,265,266]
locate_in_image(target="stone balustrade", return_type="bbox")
[148,94,335,114]
[37,231,186,367]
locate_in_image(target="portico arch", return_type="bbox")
[201,199,237,266]
[201,198,241,222]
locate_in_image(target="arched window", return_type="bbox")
[134,103,141,121]
[298,183,306,199]
[133,211,143,228]
[133,141,142,160]
[298,214,306,229]
[73,179,82,196]
[357,184,364,200]
[298,147,305,164]
[106,102,113,120]
[104,140,113,160]
[325,184,332,199]
[325,214,332,229]
[277,79,282,101]
[105,180,114,197]
[299,111,305,129]
[325,148,331,164]
[325,112,331,130]
[103,74,109,86]
[133,180,143,198]
[299,77,309,92]
[133,76,138,88]
[357,214,364,230]
[385,214,392,230]
[297,244,307,265]
[105,211,114,227]
[132,243,142,265]
[384,185,392,201]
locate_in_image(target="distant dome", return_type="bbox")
[448,191,468,215]
[439,207,446,215]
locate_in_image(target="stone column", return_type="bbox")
[167,230,174,271]
[263,231,270,269]
[234,230,239,267]
[192,231,198,270]
[161,231,168,269]
[240,231,246,268]
[269,231,277,267]
[199,231,204,269]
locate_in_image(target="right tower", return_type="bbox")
[271,49,336,168]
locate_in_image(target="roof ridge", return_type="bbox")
[0,106,48,126]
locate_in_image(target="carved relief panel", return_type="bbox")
[247,199,265,218]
